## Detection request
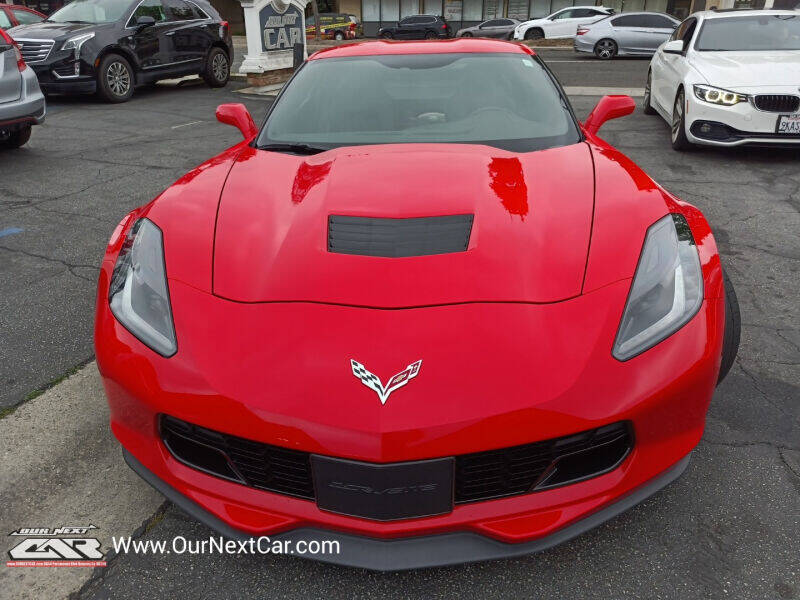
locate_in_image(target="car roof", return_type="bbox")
[309,38,535,60]
[697,8,799,20]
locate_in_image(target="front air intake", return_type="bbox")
[328,214,474,257]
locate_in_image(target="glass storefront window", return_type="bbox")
[400,0,419,17]
[444,0,463,20]
[424,0,442,14]
[462,0,482,19]
[362,0,380,21]
[381,0,399,20]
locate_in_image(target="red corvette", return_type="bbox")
[95,39,740,570]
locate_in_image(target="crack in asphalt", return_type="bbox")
[0,244,99,283]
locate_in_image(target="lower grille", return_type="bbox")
[455,422,632,503]
[160,416,315,499]
[753,94,800,113]
[160,416,633,508]
[16,39,54,64]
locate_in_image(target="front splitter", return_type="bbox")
[122,448,691,571]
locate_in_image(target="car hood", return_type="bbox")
[7,21,110,41]
[212,143,596,307]
[691,50,800,89]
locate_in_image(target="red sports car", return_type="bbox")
[95,39,740,570]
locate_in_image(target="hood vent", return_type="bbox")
[328,214,474,258]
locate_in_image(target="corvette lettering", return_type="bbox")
[350,359,422,404]
[328,482,438,494]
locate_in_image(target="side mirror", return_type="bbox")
[216,103,258,140]
[135,15,156,28]
[583,94,635,136]
[663,39,684,54]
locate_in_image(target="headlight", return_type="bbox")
[612,214,703,361]
[693,84,747,106]
[60,32,95,60]
[109,218,177,357]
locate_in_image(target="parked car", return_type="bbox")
[96,37,739,572]
[0,27,45,149]
[457,18,520,39]
[574,12,679,59]
[378,14,451,39]
[646,9,800,150]
[8,0,233,103]
[306,12,358,40]
[513,6,613,40]
[0,4,46,29]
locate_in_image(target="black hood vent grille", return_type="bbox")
[328,214,474,258]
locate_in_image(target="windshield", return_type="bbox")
[48,0,132,24]
[258,53,581,153]
[696,14,800,51]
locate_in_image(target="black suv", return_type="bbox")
[8,0,232,102]
[378,15,451,40]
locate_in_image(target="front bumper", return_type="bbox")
[124,446,692,570]
[31,58,97,96]
[96,240,724,565]
[0,66,45,129]
[686,91,800,147]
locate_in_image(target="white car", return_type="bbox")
[646,9,800,150]
[513,6,613,40]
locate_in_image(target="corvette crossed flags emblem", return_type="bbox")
[350,359,422,405]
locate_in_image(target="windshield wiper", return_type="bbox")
[258,143,329,155]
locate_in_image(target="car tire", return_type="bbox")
[334,31,344,41]
[643,70,657,115]
[425,31,437,40]
[0,125,32,149]
[671,88,694,151]
[380,31,393,39]
[202,47,230,88]
[594,38,617,60]
[524,28,543,40]
[717,269,741,385]
[96,53,134,103]
[461,32,472,37]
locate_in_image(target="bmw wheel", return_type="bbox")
[97,54,134,103]
[643,70,657,115]
[671,89,693,151]
[594,39,617,60]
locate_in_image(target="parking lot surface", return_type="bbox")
[0,54,798,600]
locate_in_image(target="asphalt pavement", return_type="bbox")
[0,53,797,600]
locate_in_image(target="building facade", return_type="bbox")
[337,0,795,35]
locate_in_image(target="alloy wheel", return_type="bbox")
[596,40,615,59]
[106,61,131,97]
[671,94,684,142]
[212,53,229,82]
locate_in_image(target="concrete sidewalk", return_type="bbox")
[0,364,163,600]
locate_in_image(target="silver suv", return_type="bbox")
[0,28,45,150]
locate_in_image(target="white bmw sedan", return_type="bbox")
[646,9,800,150]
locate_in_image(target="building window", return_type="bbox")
[381,0,399,20]
[462,0,482,19]
[423,0,442,15]
[400,0,419,16]
[363,0,380,20]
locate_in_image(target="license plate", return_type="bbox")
[311,455,454,521]
[776,114,800,134]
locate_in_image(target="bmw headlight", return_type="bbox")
[60,32,95,60]
[693,84,747,106]
[612,214,703,361]
[109,218,177,357]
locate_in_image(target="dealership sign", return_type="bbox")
[259,1,303,52]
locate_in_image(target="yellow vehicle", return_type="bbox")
[306,12,361,40]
